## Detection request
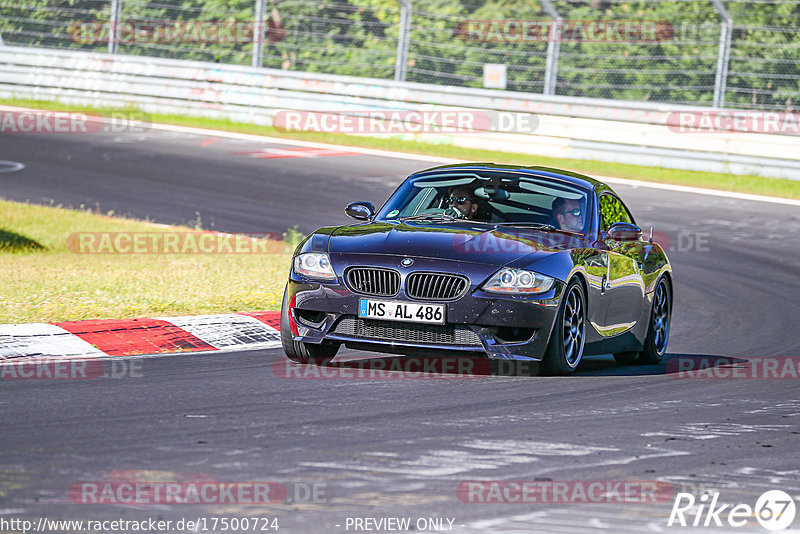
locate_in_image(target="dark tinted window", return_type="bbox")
[377,171,590,231]
[598,194,633,231]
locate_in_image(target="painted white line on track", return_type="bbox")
[598,176,800,207]
[147,122,462,163]
[0,160,25,173]
[145,122,800,208]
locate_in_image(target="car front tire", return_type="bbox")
[638,277,672,364]
[542,278,586,375]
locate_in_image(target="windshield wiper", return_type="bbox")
[494,222,583,235]
[400,213,457,222]
[494,222,556,230]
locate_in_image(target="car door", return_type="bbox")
[598,194,646,335]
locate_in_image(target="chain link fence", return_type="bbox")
[1,0,798,110]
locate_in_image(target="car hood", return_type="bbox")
[327,221,584,266]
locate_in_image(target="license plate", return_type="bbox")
[359,299,445,325]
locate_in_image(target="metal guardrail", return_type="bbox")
[0,45,692,123]
[1,45,798,180]
[4,0,798,110]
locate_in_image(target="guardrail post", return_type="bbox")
[394,0,412,82]
[108,0,121,54]
[710,0,733,108]
[252,0,267,68]
[539,0,561,95]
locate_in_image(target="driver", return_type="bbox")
[552,197,584,232]
[444,187,479,219]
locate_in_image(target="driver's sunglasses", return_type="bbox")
[558,208,582,218]
[446,196,472,205]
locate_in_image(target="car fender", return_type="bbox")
[293,226,341,257]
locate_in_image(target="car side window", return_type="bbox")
[598,194,633,231]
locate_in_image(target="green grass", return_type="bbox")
[0,199,292,323]
[3,96,800,200]
[1,97,797,323]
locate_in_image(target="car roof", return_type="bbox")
[408,163,614,195]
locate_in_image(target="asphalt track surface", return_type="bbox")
[2,126,800,533]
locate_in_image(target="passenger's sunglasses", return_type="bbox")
[558,208,582,218]
[446,196,473,205]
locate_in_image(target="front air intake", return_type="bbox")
[345,267,401,297]
[405,272,469,301]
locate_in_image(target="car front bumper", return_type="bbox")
[287,263,565,362]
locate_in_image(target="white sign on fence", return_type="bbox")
[483,63,507,90]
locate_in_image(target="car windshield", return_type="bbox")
[376,171,592,233]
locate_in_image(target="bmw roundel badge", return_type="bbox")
[401,258,414,267]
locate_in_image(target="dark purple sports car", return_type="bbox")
[280,164,672,375]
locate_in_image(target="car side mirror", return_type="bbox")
[607,222,642,241]
[345,201,375,221]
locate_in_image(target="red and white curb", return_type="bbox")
[0,311,281,360]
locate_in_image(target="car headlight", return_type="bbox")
[483,268,555,294]
[293,253,337,281]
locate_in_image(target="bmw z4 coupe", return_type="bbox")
[280,164,672,375]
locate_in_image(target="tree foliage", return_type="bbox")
[1,0,797,109]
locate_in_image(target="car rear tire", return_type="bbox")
[638,277,672,364]
[542,279,586,376]
[280,285,339,365]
